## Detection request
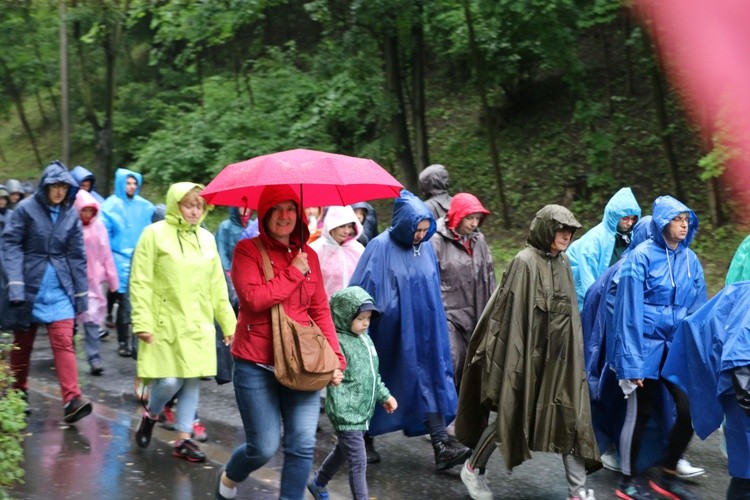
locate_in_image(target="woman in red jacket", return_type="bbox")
[217,184,344,500]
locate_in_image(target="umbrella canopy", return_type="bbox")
[201,149,403,209]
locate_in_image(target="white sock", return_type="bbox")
[219,475,237,499]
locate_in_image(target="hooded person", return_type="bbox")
[309,205,366,298]
[5,178,24,208]
[662,281,750,499]
[455,204,600,500]
[216,207,249,273]
[0,185,12,232]
[217,184,345,500]
[609,195,707,500]
[74,189,119,375]
[1,161,93,424]
[418,164,452,220]
[566,187,641,312]
[101,167,155,357]
[431,193,496,389]
[71,165,106,204]
[725,234,750,285]
[348,189,470,472]
[129,182,236,463]
[350,201,379,245]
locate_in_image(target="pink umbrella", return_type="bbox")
[201,148,404,209]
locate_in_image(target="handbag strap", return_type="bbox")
[251,237,285,334]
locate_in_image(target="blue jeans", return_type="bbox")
[147,377,200,435]
[225,359,320,500]
[316,430,368,500]
[82,321,101,364]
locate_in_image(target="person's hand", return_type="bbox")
[291,251,310,275]
[630,378,644,388]
[136,331,154,344]
[329,368,344,386]
[383,396,398,414]
[223,334,234,346]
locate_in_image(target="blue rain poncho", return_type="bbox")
[663,281,750,478]
[349,190,457,436]
[567,187,641,311]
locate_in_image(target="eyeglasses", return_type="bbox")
[671,215,689,224]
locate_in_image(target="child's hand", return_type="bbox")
[329,368,344,387]
[383,396,398,413]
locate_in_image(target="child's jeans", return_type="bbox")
[83,321,101,365]
[316,429,368,500]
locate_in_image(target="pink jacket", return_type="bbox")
[74,190,119,325]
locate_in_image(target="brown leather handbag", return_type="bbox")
[252,238,339,391]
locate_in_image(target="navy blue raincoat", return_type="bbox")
[70,165,106,205]
[663,282,750,478]
[349,190,457,436]
[1,161,88,330]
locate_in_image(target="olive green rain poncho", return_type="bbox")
[455,204,600,470]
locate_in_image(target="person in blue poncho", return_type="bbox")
[348,190,470,472]
[567,187,641,312]
[71,165,106,205]
[101,168,155,358]
[662,281,750,499]
[611,195,706,500]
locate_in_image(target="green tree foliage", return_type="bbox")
[0,336,27,493]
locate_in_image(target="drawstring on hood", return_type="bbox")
[650,196,698,289]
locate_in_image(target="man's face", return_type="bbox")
[413,219,431,245]
[125,176,138,197]
[663,213,689,248]
[80,179,92,192]
[617,215,638,233]
[47,183,69,206]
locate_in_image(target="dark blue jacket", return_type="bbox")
[70,165,106,204]
[1,161,88,329]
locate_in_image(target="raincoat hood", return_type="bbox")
[0,185,9,202]
[445,192,490,230]
[113,167,143,200]
[74,189,100,221]
[71,165,99,191]
[329,286,377,336]
[321,205,363,244]
[650,195,698,249]
[257,184,309,247]
[389,189,436,247]
[527,204,581,252]
[152,203,166,222]
[602,187,641,233]
[624,215,652,256]
[228,206,245,227]
[418,164,450,197]
[5,178,23,195]
[165,182,208,230]
[34,161,79,207]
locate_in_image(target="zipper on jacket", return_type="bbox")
[362,335,378,418]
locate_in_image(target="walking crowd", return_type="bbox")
[1,159,749,500]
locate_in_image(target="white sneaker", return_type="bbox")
[676,458,705,478]
[568,488,596,500]
[460,460,493,500]
[600,450,621,472]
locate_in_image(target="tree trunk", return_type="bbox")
[462,1,511,228]
[597,25,613,115]
[705,177,725,226]
[649,64,685,201]
[0,57,43,167]
[384,32,418,192]
[60,0,70,166]
[622,8,635,97]
[411,0,429,170]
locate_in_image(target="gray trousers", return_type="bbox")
[316,430,369,500]
[82,321,101,364]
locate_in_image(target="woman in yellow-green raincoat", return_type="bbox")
[130,182,236,462]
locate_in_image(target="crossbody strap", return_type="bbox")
[251,237,285,333]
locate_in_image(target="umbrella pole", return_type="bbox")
[299,184,304,247]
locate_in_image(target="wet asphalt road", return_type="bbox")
[7,328,732,499]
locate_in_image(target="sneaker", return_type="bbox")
[601,449,622,472]
[648,471,701,500]
[135,411,158,448]
[90,359,104,376]
[118,343,132,357]
[616,477,656,500]
[98,328,109,339]
[568,488,596,500]
[63,397,93,424]
[675,459,705,479]
[159,406,176,430]
[364,433,381,464]
[306,473,330,500]
[216,468,237,500]
[460,460,493,499]
[192,419,207,442]
[173,438,206,462]
[434,436,472,471]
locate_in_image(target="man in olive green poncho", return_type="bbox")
[455,204,600,500]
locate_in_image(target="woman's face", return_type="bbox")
[266,201,298,242]
[330,223,355,244]
[456,213,482,236]
[179,197,204,225]
[549,227,574,256]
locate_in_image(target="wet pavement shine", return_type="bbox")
[6,328,732,499]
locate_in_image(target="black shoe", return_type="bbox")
[63,397,92,424]
[648,471,701,500]
[135,411,158,448]
[117,343,132,357]
[90,359,104,376]
[364,433,381,464]
[98,328,109,339]
[433,437,471,471]
[21,390,31,416]
[616,476,656,500]
[173,438,206,462]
